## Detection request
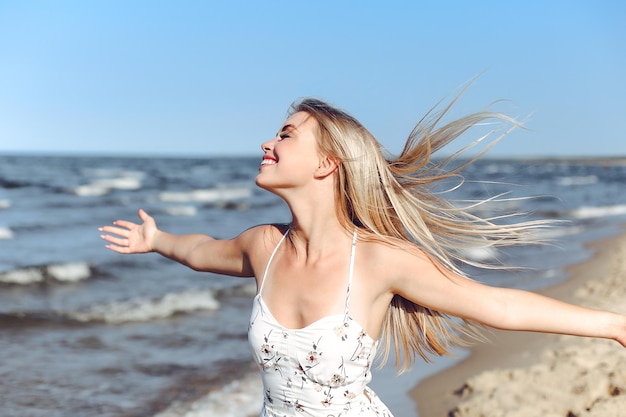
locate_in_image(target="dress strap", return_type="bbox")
[344,230,358,316]
[258,227,289,294]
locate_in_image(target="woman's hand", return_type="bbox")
[99,208,158,254]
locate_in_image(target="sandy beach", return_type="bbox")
[413,229,626,417]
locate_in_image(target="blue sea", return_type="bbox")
[1,154,626,417]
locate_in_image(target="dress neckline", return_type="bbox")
[257,227,364,332]
[254,293,378,344]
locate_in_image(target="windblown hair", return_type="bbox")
[290,90,548,373]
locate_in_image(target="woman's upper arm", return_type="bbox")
[185,225,267,277]
[390,246,505,325]
[390,245,626,340]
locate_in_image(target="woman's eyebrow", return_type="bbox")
[277,124,297,135]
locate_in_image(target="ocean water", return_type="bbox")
[1,154,626,417]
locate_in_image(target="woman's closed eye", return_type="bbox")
[276,123,297,141]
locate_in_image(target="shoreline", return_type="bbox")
[412,227,626,417]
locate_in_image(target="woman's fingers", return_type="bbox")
[138,208,152,222]
[112,219,138,230]
[99,210,155,254]
[99,224,133,252]
[98,229,128,252]
[104,243,132,254]
[99,230,131,253]
[99,225,130,237]
[101,234,129,247]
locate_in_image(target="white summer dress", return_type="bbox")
[248,230,394,417]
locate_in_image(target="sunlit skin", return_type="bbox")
[256,112,332,197]
[99,113,626,347]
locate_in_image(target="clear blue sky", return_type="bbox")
[1,1,624,157]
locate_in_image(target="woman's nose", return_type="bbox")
[260,138,274,152]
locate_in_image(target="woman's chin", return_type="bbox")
[255,175,272,191]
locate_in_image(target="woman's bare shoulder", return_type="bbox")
[237,223,290,254]
[359,233,426,257]
[357,234,430,276]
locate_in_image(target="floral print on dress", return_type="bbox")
[248,229,394,416]
[250,296,394,416]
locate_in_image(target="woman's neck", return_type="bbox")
[283,196,351,260]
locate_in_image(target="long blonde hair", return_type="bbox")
[291,91,548,372]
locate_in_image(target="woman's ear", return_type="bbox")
[314,155,339,179]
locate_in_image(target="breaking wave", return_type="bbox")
[154,371,262,417]
[71,170,145,196]
[0,226,13,240]
[569,204,626,219]
[158,187,251,204]
[66,289,221,323]
[0,262,92,285]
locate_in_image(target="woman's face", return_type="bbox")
[256,111,323,193]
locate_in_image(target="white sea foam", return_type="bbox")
[460,246,498,262]
[91,177,143,190]
[533,224,587,240]
[68,289,221,323]
[569,204,626,219]
[0,199,11,209]
[0,267,44,284]
[158,187,251,204]
[0,262,92,284]
[72,171,144,196]
[162,205,198,216]
[73,183,111,196]
[47,262,91,282]
[0,226,14,240]
[154,371,262,417]
[556,175,598,186]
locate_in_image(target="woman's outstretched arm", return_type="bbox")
[390,245,626,347]
[99,208,256,277]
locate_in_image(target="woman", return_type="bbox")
[100,97,626,417]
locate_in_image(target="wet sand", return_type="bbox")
[413,229,626,417]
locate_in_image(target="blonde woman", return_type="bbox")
[100,97,626,417]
